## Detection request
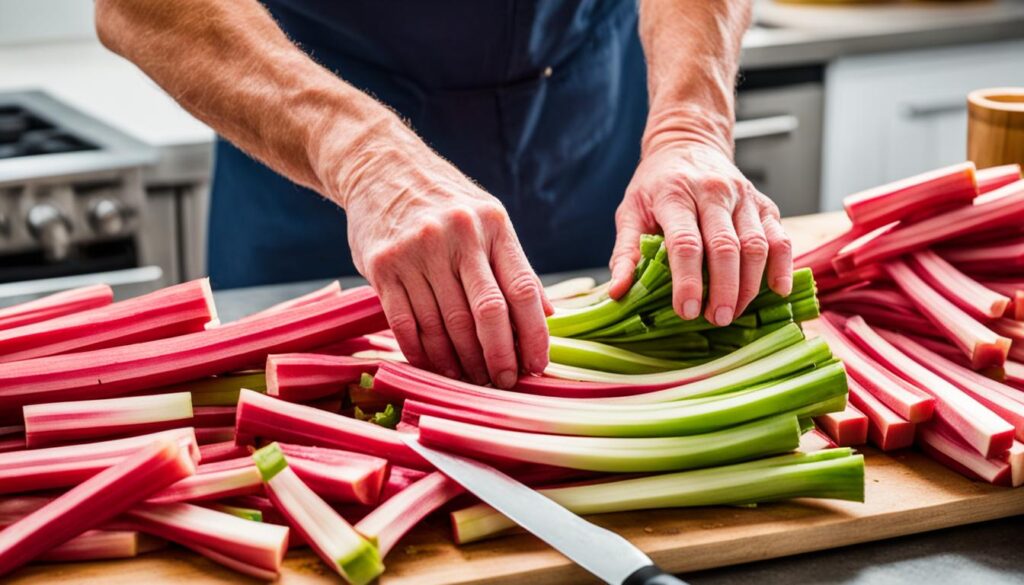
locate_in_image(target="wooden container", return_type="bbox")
[968,87,1024,169]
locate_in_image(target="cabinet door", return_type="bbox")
[822,39,1024,210]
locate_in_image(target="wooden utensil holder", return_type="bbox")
[968,87,1024,169]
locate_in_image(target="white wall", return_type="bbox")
[0,0,95,46]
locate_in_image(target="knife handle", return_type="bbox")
[623,565,688,585]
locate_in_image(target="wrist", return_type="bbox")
[641,104,734,160]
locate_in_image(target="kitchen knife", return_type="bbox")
[401,435,687,585]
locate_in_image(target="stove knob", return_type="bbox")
[26,203,72,262]
[88,198,127,236]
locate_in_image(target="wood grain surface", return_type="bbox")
[8,211,1024,584]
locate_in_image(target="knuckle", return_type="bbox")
[504,274,542,304]
[443,206,477,231]
[365,247,400,277]
[443,308,475,336]
[416,311,446,338]
[472,293,509,322]
[475,201,509,230]
[707,232,741,257]
[665,230,703,259]
[770,235,793,256]
[739,232,769,258]
[414,218,445,242]
[387,312,418,337]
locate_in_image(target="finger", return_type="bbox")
[373,276,430,368]
[700,200,741,326]
[429,266,490,385]
[734,199,769,316]
[608,207,646,300]
[760,202,794,296]
[459,251,520,388]
[491,230,550,376]
[402,273,462,379]
[653,197,704,320]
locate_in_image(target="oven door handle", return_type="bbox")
[734,115,800,141]
[0,266,164,300]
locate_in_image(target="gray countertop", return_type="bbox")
[211,274,1024,585]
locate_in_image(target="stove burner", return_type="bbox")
[0,105,97,159]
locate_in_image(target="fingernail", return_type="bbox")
[715,306,734,326]
[497,370,517,389]
[774,276,793,296]
[683,299,701,320]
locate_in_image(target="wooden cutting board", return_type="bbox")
[7,212,1024,584]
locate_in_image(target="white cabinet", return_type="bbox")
[821,39,1024,210]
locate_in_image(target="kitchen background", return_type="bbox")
[1,0,1023,297]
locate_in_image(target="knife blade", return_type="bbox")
[401,435,687,585]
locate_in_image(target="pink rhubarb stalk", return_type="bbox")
[0,286,387,413]
[355,471,463,557]
[798,428,838,452]
[907,250,1010,319]
[814,403,869,447]
[23,392,194,448]
[819,286,916,314]
[266,353,380,402]
[813,313,934,422]
[0,279,216,363]
[278,443,389,505]
[847,179,1024,268]
[195,426,235,445]
[125,502,289,576]
[794,226,867,275]
[0,428,198,494]
[0,284,113,331]
[0,437,196,576]
[976,163,1022,194]
[885,259,1010,368]
[843,161,977,230]
[918,421,1011,485]
[846,378,915,451]
[1005,441,1024,487]
[235,389,429,470]
[198,440,250,464]
[940,236,1024,273]
[844,316,1014,457]
[823,303,939,338]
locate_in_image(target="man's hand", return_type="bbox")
[341,122,551,388]
[608,142,792,325]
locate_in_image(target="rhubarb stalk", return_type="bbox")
[23,392,194,448]
[0,284,113,331]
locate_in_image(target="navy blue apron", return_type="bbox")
[208,0,648,288]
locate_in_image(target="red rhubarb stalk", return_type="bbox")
[0,437,196,576]
[355,471,463,557]
[146,458,262,504]
[918,421,1010,485]
[812,313,934,422]
[23,392,194,448]
[884,259,1010,368]
[198,440,250,464]
[195,426,235,445]
[0,284,113,331]
[843,161,977,230]
[233,281,341,325]
[818,286,916,314]
[844,316,1014,457]
[823,303,939,338]
[0,428,198,495]
[1006,441,1024,487]
[940,236,1024,273]
[846,378,915,451]
[0,286,387,413]
[192,406,236,428]
[848,179,1024,268]
[794,226,867,275]
[1003,360,1024,390]
[976,163,1022,194]
[266,353,380,402]
[125,502,289,576]
[907,250,1010,319]
[0,279,216,364]
[235,389,429,470]
[814,403,869,447]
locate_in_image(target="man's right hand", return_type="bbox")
[338,118,551,388]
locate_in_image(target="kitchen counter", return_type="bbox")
[1,0,1023,170]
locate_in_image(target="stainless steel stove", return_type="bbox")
[0,90,157,285]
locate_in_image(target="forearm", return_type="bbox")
[95,0,406,207]
[638,0,751,157]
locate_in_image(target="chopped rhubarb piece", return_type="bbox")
[266,353,380,402]
[847,179,1024,268]
[819,286,916,314]
[918,422,1010,485]
[198,440,250,464]
[0,436,23,454]
[845,317,1014,457]
[1003,360,1024,389]
[279,444,389,505]
[0,286,386,413]
[815,265,886,294]
[195,426,235,445]
[145,370,267,407]
[815,403,869,446]
[825,303,939,338]
[314,333,399,357]
[813,313,934,423]
[885,260,1010,368]
[233,281,341,325]
[832,224,899,275]
[253,443,383,584]
[977,163,1022,194]
[843,161,977,230]
[192,406,236,428]
[846,378,915,451]
[125,502,288,576]
[0,284,113,331]
[23,392,194,448]
[0,279,216,364]
[794,226,867,275]
[798,428,838,452]
[147,458,262,504]
[188,543,281,581]
[0,437,195,576]
[0,428,198,495]
[907,250,1010,319]
[356,471,463,557]
[236,389,429,470]
[0,499,146,563]
[939,236,1024,273]
[881,331,1024,441]
[1005,441,1024,487]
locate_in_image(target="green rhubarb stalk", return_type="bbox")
[549,337,696,374]
[791,297,821,322]
[609,334,709,355]
[206,503,263,522]
[758,303,794,326]
[704,321,790,348]
[578,315,649,340]
[451,448,865,543]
